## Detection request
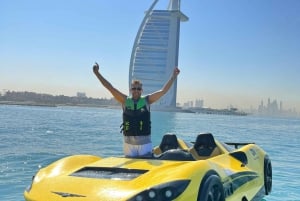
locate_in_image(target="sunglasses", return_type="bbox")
[131,87,142,91]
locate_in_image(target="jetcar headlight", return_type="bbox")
[127,180,190,201]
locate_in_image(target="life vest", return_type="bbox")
[122,97,151,136]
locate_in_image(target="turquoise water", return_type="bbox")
[1,105,300,200]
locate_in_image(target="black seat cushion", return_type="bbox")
[194,133,217,156]
[159,134,179,152]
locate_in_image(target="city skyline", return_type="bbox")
[1,0,299,112]
[1,90,298,117]
[2,88,297,117]
[182,96,298,115]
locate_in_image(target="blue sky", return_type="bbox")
[1,0,299,112]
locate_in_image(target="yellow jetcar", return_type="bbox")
[24,133,272,201]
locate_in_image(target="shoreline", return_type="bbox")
[3,101,300,118]
[0,101,118,109]
[0,101,247,116]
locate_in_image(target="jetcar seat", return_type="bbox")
[153,134,180,155]
[189,133,221,160]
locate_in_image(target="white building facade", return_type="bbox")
[129,0,188,109]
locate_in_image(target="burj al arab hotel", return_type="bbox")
[129,0,188,109]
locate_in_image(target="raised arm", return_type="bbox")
[148,67,180,104]
[93,62,127,104]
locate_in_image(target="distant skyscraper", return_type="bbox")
[129,0,188,109]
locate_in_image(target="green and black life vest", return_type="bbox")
[122,97,151,136]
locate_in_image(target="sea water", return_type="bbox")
[0,105,300,200]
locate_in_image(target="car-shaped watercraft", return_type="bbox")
[24,132,272,201]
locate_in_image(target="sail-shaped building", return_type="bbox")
[129,0,188,109]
